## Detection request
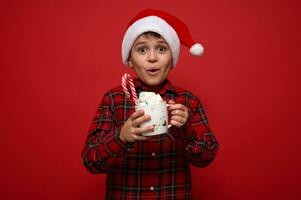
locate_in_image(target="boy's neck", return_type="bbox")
[144,84,164,93]
[135,78,167,93]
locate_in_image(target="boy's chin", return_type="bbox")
[143,78,165,87]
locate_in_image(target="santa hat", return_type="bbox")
[122,9,204,67]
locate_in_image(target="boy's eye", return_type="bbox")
[137,47,147,54]
[157,46,167,53]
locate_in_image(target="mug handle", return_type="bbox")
[166,103,172,128]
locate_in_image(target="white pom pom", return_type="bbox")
[189,43,204,56]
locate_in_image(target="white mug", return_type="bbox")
[135,101,172,136]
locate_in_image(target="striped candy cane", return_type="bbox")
[121,73,138,105]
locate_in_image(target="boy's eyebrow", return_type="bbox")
[133,41,147,47]
[133,40,168,48]
[157,40,168,45]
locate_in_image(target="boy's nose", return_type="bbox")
[147,49,158,63]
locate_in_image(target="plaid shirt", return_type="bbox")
[81,78,219,200]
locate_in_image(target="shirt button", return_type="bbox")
[150,186,155,191]
[151,152,156,157]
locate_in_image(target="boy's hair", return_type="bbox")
[140,31,162,39]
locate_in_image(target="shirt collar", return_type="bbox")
[133,77,176,96]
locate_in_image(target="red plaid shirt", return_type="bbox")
[81,78,219,200]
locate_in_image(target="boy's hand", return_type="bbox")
[120,110,154,143]
[168,100,189,128]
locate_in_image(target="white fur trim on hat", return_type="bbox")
[122,16,180,66]
[190,43,204,56]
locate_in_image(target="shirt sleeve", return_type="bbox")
[173,95,219,168]
[81,90,132,174]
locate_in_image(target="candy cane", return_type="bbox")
[121,73,138,105]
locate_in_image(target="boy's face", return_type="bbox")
[128,34,173,87]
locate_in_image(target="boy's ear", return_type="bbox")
[127,60,133,68]
[169,59,173,69]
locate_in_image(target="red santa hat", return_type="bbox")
[122,9,204,67]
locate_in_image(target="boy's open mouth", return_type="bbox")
[147,68,160,75]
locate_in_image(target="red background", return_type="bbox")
[1,0,300,199]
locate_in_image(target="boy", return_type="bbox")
[81,9,219,200]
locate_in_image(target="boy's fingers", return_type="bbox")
[135,125,154,135]
[170,119,183,128]
[171,115,186,124]
[168,100,175,104]
[132,134,147,141]
[130,109,144,121]
[169,104,186,111]
[132,115,151,127]
[171,109,185,117]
